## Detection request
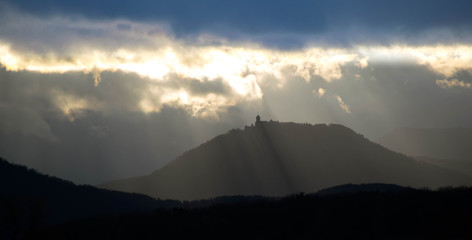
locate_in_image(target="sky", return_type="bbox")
[1,0,472,184]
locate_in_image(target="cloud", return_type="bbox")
[1,40,370,116]
[2,12,472,119]
[2,0,472,48]
[5,40,472,109]
[436,79,472,89]
[358,45,472,77]
[314,88,326,98]
[0,12,376,118]
[51,89,97,121]
[412,45,472,78]
[92,68,102,87]
[335,95,351,114]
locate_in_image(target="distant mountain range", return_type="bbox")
[101,121,472,200]
[378,127,472,160]
[378,127,472,176]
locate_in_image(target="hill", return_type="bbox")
[101,121,472,200]
[0,157,179,230]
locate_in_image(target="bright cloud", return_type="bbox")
[358,45,472,77]
[0,40,368,117]
[436,79,472,89]
[0,42,364,84]
[335,95,351,114]
[53,90,92,122]
[412,45,472,78]
[314,88,326,98]
[3,42,472,118]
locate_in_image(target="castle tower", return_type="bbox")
[255,115,261,126]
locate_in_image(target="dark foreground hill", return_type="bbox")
[28,185,472,240]
[0,157,179,234]
[101,121,472,200]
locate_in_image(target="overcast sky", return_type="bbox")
[1,0,471,184]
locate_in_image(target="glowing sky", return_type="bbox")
[0,0,471,184]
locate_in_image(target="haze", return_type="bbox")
[0,0,471,184]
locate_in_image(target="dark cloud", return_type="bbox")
[2,0,472,48]
[160,75,233,96]
[187,78,232,96]
[0,68,250,184]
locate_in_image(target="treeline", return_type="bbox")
[24,186,472,239]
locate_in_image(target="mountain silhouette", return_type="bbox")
[378,127,472,176]
[101,121,472,200]
[413,156,472,178]
[0,157,179,227]
[378,127,472,160]
[315,183,412,196]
